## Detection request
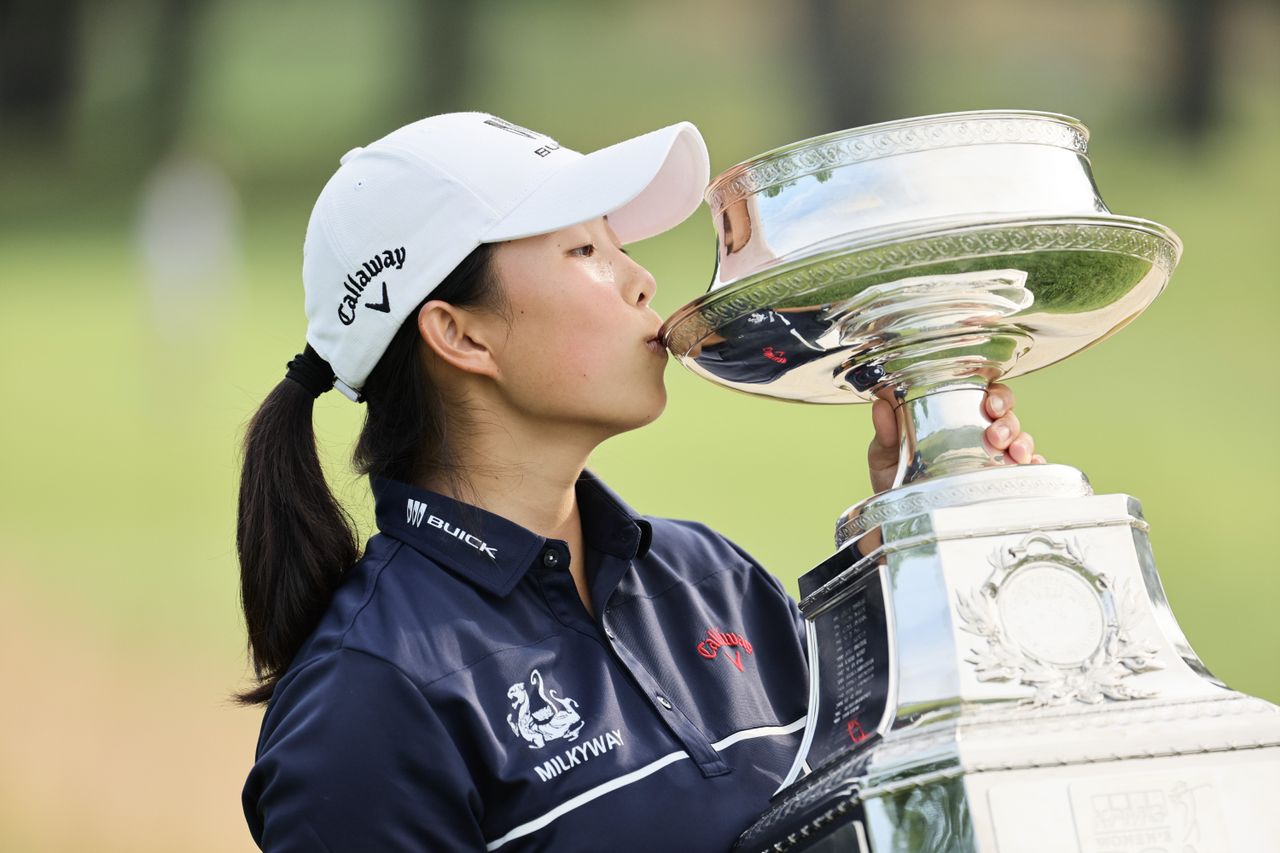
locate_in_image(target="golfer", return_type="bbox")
[237,112,1037,852]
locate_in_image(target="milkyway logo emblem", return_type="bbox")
[506,668,584,749]
[505,667,626,784]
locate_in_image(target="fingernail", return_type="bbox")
[989,395,1006,416]
[993,424,1010,443]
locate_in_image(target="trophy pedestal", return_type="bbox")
[656,111,1278,851]
[736,467,1280,852]
[779,741,1280,853]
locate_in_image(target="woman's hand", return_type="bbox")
[867,383,1044,494]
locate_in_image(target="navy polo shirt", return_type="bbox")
[243,471,809,852]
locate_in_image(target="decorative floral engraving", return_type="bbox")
[708,116,1089,211]
[956,533,1163,707]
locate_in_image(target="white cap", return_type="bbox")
[301,111,711,400]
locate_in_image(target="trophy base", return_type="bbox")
[741,713,1280,852]
[740,470,1280,852]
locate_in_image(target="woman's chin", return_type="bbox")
[606,390,668,436]
[637,396,668,428]
[642,384,669,423]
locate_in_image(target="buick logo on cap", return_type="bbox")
[483,116,562,158]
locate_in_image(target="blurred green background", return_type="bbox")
[1,0,1276,849]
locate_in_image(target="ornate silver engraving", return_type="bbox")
[870,695,1280,770]
[956,533,1163,707]
[707,116,1089,212]
[837,470,1092,544]
[666,221,1178,355]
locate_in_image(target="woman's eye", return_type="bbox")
[571,243,595,257]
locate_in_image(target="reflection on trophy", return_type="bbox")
[660,111,1280,852]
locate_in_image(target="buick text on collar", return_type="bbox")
[406,498,498,559]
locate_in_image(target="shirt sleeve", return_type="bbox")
[243,647,486,852]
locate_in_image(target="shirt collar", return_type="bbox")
[371,469,651,596]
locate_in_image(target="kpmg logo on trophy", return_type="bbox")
[659,111,1280,852]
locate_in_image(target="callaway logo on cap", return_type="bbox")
[301,112,710,401]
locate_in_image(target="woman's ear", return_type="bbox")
[416,300,501,379]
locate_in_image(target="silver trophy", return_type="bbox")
[660,111,1280,852]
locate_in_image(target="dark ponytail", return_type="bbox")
[236,242,503,704]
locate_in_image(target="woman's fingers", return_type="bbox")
[984,383,1016,419]
[985,410,1021,451]
[1008,431,1036,464]
[986,412,1036,463]
[870,398,898,451]
[872,382,1044,489]
[867,398,900,493]
[983,383,1044,464]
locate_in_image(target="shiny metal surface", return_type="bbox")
[737,481,1280,852]
[833,460,1093,548]
[665,109,1182,402]
[714,112,1279,852]
[662,217,1179,405]
[704,111,1097,288]
[660,110,1181,485]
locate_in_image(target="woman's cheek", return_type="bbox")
[540,338,612,392]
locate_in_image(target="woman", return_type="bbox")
[237,112,1037,852]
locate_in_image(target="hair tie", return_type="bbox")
[285,344,336,398]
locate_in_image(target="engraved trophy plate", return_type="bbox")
[658,111,1280,852]
[956,534,1163,707]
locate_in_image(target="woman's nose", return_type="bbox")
[623,257,658,307]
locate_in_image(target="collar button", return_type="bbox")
[541,548,561,568]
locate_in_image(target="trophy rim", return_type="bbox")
[705,109,1092,209]
[660,213,1183,361]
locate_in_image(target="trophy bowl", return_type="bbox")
[661,110,1182,501]
[661,110,1181,406]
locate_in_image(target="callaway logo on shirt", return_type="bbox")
[697,627,754,672]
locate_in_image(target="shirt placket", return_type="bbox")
[532,535,731,778]
[594,551,730,778]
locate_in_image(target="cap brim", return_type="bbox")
[481,121,710,244]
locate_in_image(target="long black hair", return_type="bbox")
[235,242,502,705]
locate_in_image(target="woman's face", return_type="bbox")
[485,216,669,437]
